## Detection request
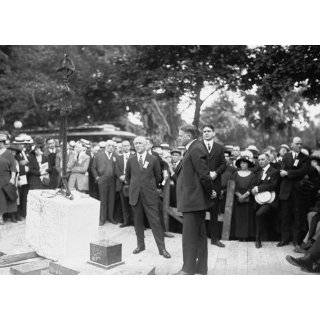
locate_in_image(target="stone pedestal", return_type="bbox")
[26,190,100,262]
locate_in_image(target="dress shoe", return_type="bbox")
[16,215,23,222]
[301,240,314,250]
[285,255,313,272]
[211,240,225,248]
[133,246,145,254]
[164,232,174,238]
[119,223,130,228]
[99,221,105,226]
[174,270,190,275]
[276,241,290,247]
[11,216,18,223]
[293,245,306,254]
[109,220,118,225]
[159,249,171,259]
[255,240,262,249]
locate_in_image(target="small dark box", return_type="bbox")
[90,240,122,266]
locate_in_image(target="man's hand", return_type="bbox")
[280,170,288,177]
[210,171,217,181]
[119,175,125,182]
[95,176,100,183]
[251,186,259,195]
[210,190,217,199]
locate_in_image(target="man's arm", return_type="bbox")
[215,147,227,176]
[153,157,163,186]
[190,145,212,196]
[91,155,99,180]
[125,158,131,185]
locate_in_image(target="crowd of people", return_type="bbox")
[1,123,320,273]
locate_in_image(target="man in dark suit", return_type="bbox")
[91,140,117,225]
[175,125,214,275]
[45,138,59,189]
[115,140,132,228]
[201,125,226,247]
[278,137,310,248]
[251,153,280,248]
[125,136,171,258]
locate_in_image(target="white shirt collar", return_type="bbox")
[204,139,214,146]
[185,139,196,150]
[105,150,112,159]
[123,152,130,158]
[137,151,147,163]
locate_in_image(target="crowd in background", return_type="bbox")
[1,126,320,270]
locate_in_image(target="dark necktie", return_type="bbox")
[207,143,211,153]
[138,154,143,167]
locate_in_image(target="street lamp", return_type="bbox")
[57,53,75,199]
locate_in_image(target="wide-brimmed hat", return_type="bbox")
[235,156,254,168]
[160,143,170,150]
[98,141,106,148]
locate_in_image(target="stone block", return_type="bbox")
[90,240,122,266]
[10,260,50,275]
[49,262,79,275]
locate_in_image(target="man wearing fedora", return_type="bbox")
[251,153,280,248]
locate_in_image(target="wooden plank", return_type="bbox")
[0,251,38,266]
[221,180,235,240]
[49,262,80,275]
[10,259,50,275]
[87,260,125,271]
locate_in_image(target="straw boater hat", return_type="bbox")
[0,133,7,142]
[280,144,290,151]
[80,139,91,148]
[13,133,33,144]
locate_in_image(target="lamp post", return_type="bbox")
[57,53,75,199]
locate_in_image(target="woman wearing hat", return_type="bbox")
[27,145,50,190]
[232,155,256,241]
[0,134,17,225]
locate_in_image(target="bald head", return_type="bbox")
[133,136,147,154]
[292,137,302,153]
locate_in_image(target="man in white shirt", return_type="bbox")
[251,153,279,248]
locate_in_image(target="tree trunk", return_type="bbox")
[192,90,202,130]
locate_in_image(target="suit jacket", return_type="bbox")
[27,153,49,189]
[176,140,212,213]
[279,151,310,200]
[125,153,162,206]
[202,141,226,194]
[91,151,116,185]
[68,152,91,191]
[252,165,279,193]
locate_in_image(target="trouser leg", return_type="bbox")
[131,197,145,248]
[98,183,107,224]
[255,204,271,240]
[182,211,205,274]
[119,191,130,224]
[195,213,208,274]
[107,182,115,222]
[280,199,292,242]
[142,197,165,251]
[209,200,220,241]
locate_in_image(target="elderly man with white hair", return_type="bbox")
[91,139,117,225]
[125,136,171,258]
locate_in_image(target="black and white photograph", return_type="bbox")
[1,1,319,319]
